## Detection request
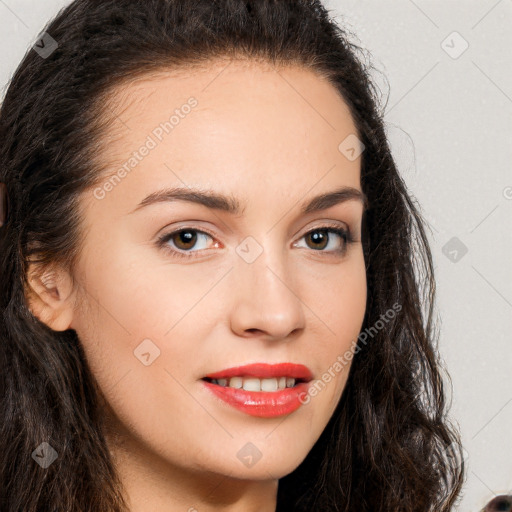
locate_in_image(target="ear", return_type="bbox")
[25,262,76,332]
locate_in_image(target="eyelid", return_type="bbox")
[156,219,356,259]
[297,219,350,236]
[155,224,220,258]
[156,222,219,243]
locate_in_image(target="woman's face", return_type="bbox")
[69,60,367,487]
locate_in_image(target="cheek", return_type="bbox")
[77,243,218,342]
[72,255,215,461]
[307,250,367,342]
[73,246,232,411]
[301,253,366,409]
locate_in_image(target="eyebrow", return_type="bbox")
[130,185,368,215]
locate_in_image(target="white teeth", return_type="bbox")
[261,378,278,392]
[211,376,298,391]
[242,378,261,392]
[228,376,243,389]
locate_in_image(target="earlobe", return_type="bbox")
[25,263,76,332]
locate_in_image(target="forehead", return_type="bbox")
[90,59,362,215]
[100,58,359,150]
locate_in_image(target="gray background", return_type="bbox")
[1,1,511,510]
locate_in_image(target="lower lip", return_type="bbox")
[201,380,311,418]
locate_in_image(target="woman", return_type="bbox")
[0,1,465,510]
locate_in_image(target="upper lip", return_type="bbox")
[202,363,313,382]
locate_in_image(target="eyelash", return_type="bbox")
[156,222,355,260]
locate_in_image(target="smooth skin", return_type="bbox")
[26,59,367,512]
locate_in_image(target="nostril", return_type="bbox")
[484,495,512,512]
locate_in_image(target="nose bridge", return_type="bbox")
[229,233,305,339]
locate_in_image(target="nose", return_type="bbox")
[229,243,306,342]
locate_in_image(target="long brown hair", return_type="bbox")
[0,1,465,510]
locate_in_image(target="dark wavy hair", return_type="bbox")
[0,1,465,510]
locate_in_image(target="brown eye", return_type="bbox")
[157,228,216,259]
[172,230,198,250]
[298,226,351,254]
[305,229,330,250]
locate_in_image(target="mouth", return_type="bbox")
[200,363,313,418]
[200,362,313,392]
[201,375,309,391]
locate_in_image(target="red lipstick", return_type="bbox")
[201,363,313,418]
[203,362,313,381]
